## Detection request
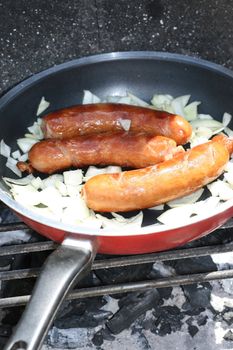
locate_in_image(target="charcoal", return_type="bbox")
[224,330,233,342]
[185,316,194,326]
[197,314,208,326]
[92,331,104,346]
[182,301,205,316]
[168,256,217,275]
[158,322,172,336]
[157,287,173,300]
[94,263,153,284]
[182,283,212,309]
[101,327,115,341]
[188,325,199,337]
[151,305,185,335]
[106,290,159,334]
[222,309,233,325]
[54,309,112,329]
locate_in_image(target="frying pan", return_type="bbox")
[2,51,233,350]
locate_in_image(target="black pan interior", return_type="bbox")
[0,52,233,227]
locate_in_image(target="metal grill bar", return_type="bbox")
[0,242,233,281]
[1,269,233,308]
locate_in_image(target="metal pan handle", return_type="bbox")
[4,236,97,350]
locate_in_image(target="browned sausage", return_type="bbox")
[19,134,183,174]
[82,134,233,212]
[42,103,192,145]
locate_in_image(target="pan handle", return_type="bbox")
[4,236,97,350]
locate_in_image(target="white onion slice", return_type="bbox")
[184,101,200,121]
[198,114,213,120]
[27,122,43,140]
[0,140,11,158]
[18,153,28,162]
[127,92,149,107]
[148,204,164,210]
[207,180,233,200]
[66,184,82,197]
[84,166,108,181]
[61,197,90,223]
[6,157,22,177]
[42,174,63,188]
[224,127,233,138]
[106,166,122,174]
[150,94,173,110]
[10,184,41,206]
[30,176,44,190]
[117,96,132,105]
[11,150,21,160]
[118,118,131,131]
[157,204,194,225]
[222,112,232,127]
[3,174,34,187]
[171,95,190,117]
[55,180,68,196]
[63,169,83,186]
[167,188,204,207]
[36,97,50,116]
[191,119,224,130]
[17,138,38,153]
[82,90,101,104]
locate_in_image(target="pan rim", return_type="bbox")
[1,50,233,237]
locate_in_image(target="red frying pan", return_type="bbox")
[2,51,233,350]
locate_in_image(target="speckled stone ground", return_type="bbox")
[0,0,233,94]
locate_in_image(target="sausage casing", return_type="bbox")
[26,134,183,174]
[42,103,192,145]
[82,135,233,212]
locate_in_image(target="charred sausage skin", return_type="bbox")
[42,103,192,145]
[82,135,233,212]
[26,134,183,174]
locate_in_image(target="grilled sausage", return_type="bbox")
[19,134,183,174]
[82,134,233,212]
[42,103,192,145]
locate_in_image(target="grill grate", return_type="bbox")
[0,227,233,308]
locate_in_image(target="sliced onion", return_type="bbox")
[82,90,101,104]
[224,172,233,187]
[39,186,63,214]
[118,118,131,131]
[0,140,11,158]
[66,184,82,197]
[157,204,195,225]
[17,138,38,153]
[184,101,200,121]
[191,119,224,130]
[198,114,213,120]
[3,174,34,187]
[42,174,63,188]
[18,153,28,162]
[150,94,173,110]
[61,197,90,223]
[222,112,232,127]
[30,176,44,190]
[171,95,191,117]
[84,166,108,181]
[194,126,213,139]
[55,180,68,196]
[63,169,83,186]
[207,180,233,200]
[105,95,121,103]
[224,127,233,138]
[127,92,149,107]
[10,184,41,206]
[36,97,50,116]
[148,204,164,210]
[27,122,43,140]
[117,96,132,104]
[106,166,122,174]
[167,188,204,207]
[6,157,22,177]
[11,150,21,160]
